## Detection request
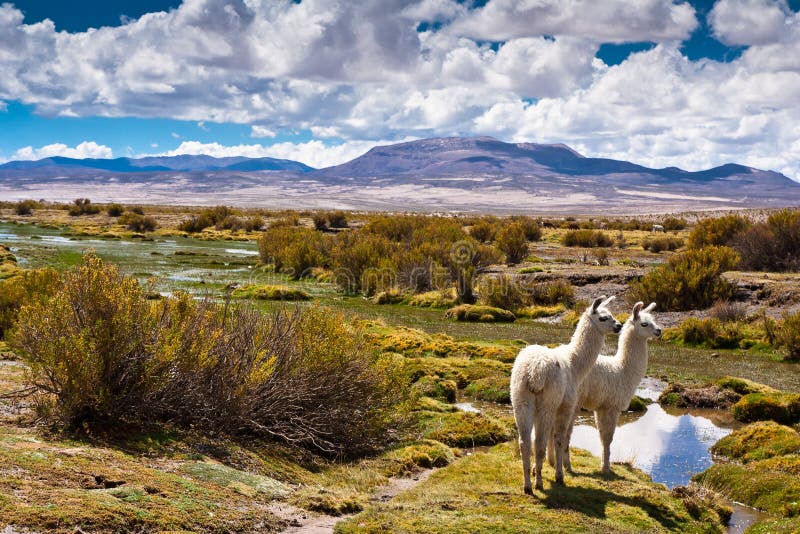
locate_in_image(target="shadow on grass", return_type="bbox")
[540,478,684,531]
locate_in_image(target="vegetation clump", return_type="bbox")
[731,392,800,425]
[642,236,684,253]
[711,421,800,462]
[8,253,405,454]
[444,304,516,323]
[68,198,101,216]
[232,284,311,301]
[106,203,125,216]
[561,229,613,247]
[118,212,158,232]
[628,245,739,311]
[495,222,529,264]
[14,199,38,215]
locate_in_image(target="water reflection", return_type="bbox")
[570,403,732,488]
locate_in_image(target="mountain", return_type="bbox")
[1,137,798,213]
[0,154,314,174]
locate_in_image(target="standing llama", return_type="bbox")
[510,296,621,493]
[550,302,661,474]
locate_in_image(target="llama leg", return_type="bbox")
[533,410,553,491]
[514,398,535,494]
[553,409,573,485]
[596,409,619,474]
[547,429,556,467]
[563,407,579,473]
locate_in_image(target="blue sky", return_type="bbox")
[1,0,799,175]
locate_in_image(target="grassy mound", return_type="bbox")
[337,443,727,533]
[464,375,511,404]
[445,304,516,323]
[417,411,514,448]
[731,392,800,425]
[711,421,800,462]
[694,459,800,517]
[405,288,458,308]
[231,284,311,300]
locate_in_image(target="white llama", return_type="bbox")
[510,296,621,493]
[551,302,662,474]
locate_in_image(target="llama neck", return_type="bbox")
[616,322,650,391]
[567,313,606,381]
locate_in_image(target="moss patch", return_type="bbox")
[464,375,511,404]
[731,391,800,425]
[337,443,726,533]
[417,411,515,448]
[711,421,800,462]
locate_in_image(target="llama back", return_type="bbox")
[512,344,568,394]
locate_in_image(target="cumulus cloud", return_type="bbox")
[250,125,276,138]
[709,0,792,46]
[1,0,799,179]
[11,141,113,161]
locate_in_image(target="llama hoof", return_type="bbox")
[554,475,564,485]
[534,482,543,491]
[524,485,533,495]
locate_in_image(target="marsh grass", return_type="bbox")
[337,443,726,533]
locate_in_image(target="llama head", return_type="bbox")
[630,302,662,338]
[587,295,622,334]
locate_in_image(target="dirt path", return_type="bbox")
[270,469,435,534]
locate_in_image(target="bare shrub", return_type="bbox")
[709,300,748,323]
[561,229,613,247]
[495,223,528,265]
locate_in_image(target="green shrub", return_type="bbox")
[628,246,739,311]
[118,212,157,232]
[444,304,515,323]
[687,214,750,249]
[231,284,311,301]
[665,317,744,349]
[734,209,800,271]
[528,278,575,306]
[14,199,38,215]
[178,206,234,233]
[106,204,124,217]
[478,274,527,311]
[731,392,800,425]
[627,395,650,412]
[561,229,613,247]
[642,236,684,253]
[258,226,325,279]
[495,222,528,265]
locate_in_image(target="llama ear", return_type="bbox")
[591,296,606,312]
[601,295,615,307]
[644,302,656,312]
[633,302,644,319]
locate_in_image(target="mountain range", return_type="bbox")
[1,137,798,213]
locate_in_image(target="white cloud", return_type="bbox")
[709,0,792,46]
[250,125,276,138]
[447,0,697,42]
[11,141,113,161]
[0,1,799,180]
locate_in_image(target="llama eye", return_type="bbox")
[641,322,649,327]
[599,316,608,321]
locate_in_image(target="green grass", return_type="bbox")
[445,304,516,323]
[336,443,725,533]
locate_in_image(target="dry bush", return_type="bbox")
[479,275,574,311]
[14,199,38,215]
[776,311,800,362]
[469,219,498,243]
[495,223,528,265]
[643,236,684,253]
[0,268,60,339]
[734,209,800,272]
[118,212,157,232]
[709,300,748,323]
[662,217,688,231]
[68,198,100,216]
[629,246,740,311]
[106,203,124,217]
[561,229,613,247]
[9,254,406,454]
[687,214,750,249]
[508,215,542,241]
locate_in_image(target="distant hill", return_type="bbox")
[1,137,798,213]
[0,154,314,174]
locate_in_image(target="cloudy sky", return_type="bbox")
[1,0,799,177]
